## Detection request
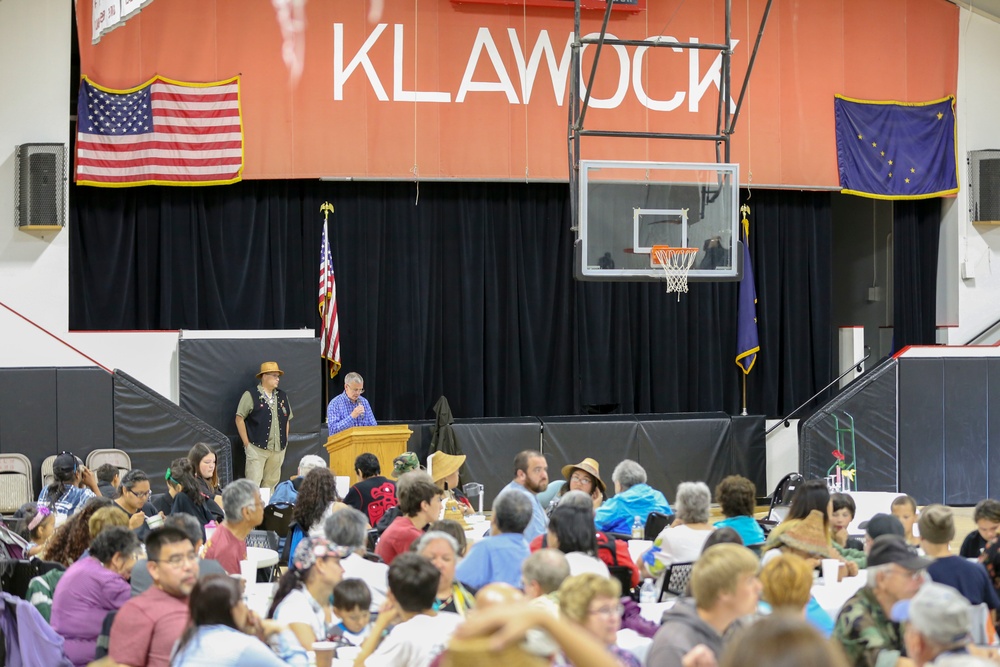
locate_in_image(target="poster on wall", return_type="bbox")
[91,0,155,44]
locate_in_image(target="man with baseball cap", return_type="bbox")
[235,361,293,489]
[894,582,996,666]
[834,534,930,667]
[862,513,906,555]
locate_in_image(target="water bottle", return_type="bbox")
[631,515,644,539]
[639,578,657,603]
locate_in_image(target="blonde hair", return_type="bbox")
[760,553,813,611]
[88,506,129,538]
[690,543,759,609]
[558,573,622,623]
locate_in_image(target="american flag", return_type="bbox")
[75,76,243,186]
[319,219,342,378]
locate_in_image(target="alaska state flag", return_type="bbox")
[735,215,759,375]
[834,95,958,200]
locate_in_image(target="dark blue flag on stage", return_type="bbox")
[834,95,958,200]
[735,208,759,375]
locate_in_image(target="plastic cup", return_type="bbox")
[312,641,337,667]
[821,558,840,585]
[145,514,164,529]
[239,559,257,582]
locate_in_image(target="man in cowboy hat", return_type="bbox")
[327,371,377,435]
[235,361,294,489]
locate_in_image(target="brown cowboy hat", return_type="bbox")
[256,361,284,378]
[777,509,838,558]
[430,452,466,483]
[560,457,606,495]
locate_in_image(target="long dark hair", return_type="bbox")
[548,505,598,556]
[787,479,832,534]
[293,467,340,530]
[45,465,78,508]
[167,457,204,506]
[187,443,219,491]
[44,496,114,566]
[172,574,242,664]
[267,562,316,619]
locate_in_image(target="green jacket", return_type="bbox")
[832,586,905,667]
[834,540,868,568]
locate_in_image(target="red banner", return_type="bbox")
[75,0,958,186]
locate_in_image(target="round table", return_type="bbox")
[247,546,279,568]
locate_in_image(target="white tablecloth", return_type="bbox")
[245,581,277,617]
[628,539,652,564]
[810,572,866,619]
[846,492,905,535]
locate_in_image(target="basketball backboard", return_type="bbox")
[576,160,742,282]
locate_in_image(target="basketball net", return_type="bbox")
[652,245,698,299]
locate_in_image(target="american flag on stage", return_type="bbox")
[75,75,243,187]
[319,219,342,378]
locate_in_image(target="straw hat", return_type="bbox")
[560,458,606,495]
[777,509,837,558]
[255,361,284,378]
[431,452,467,484]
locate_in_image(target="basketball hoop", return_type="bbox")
[651,245,699,298]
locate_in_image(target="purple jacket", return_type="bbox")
[49,557,130,667]
[0,592,72,667]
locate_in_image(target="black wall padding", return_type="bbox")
[637,413,741,500]
[113,370,232,489]
[178,337,322,481]
[895,357,997,506]
[449,419,543,506]
[0,367,113,496]
[800,358,898,494]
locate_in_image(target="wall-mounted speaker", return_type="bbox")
[15,143,66,230]
[969,150,1000,224]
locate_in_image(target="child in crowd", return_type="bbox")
[15,502,56,557]
[960,498,1000,558]
[891,495,920,547]
[830,493,863,551]
[95,463,120,499]
[330,578,374,647]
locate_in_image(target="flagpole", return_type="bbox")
[320,201,335,410]
[741,374,747,416]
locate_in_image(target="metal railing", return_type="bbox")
[765,347,871,435]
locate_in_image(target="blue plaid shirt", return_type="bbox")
[38,485,95,518]
[327,392,377,434]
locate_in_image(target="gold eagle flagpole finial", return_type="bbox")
[321,201,334,221]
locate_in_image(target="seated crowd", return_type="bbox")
[7,444,1000,667]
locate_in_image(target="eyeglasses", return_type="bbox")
[127,487,153,499]
[588,604,624,618]
[346,385,364,394]
[155,552,199,567]
[570,475,593,486]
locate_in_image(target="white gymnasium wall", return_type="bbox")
[0,0,179,400]
[948,9,1000,344]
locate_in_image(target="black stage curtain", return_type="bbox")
[70,181,834,421]
[893,199,941,349]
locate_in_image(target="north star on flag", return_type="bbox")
[319,219,341,378]
[75,75,243,187]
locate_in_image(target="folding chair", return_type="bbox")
[86,449,132,479]
[644,511,675,541]
[40,455,57,490]
[657,561,694,601]
[245,529,281,581]
[766,472,803,523]
[0,454,33,515]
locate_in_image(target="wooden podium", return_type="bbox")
[324,425,413,485]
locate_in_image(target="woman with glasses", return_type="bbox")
[172,574,306,666]
[267,536,350,653]
[50,526,142,666]
[559,573,641,667]
[551,458,606,513]
[114,469,162,536]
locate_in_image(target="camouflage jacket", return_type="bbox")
[832,586,905,667]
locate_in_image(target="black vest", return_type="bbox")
[244,385,290,450]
